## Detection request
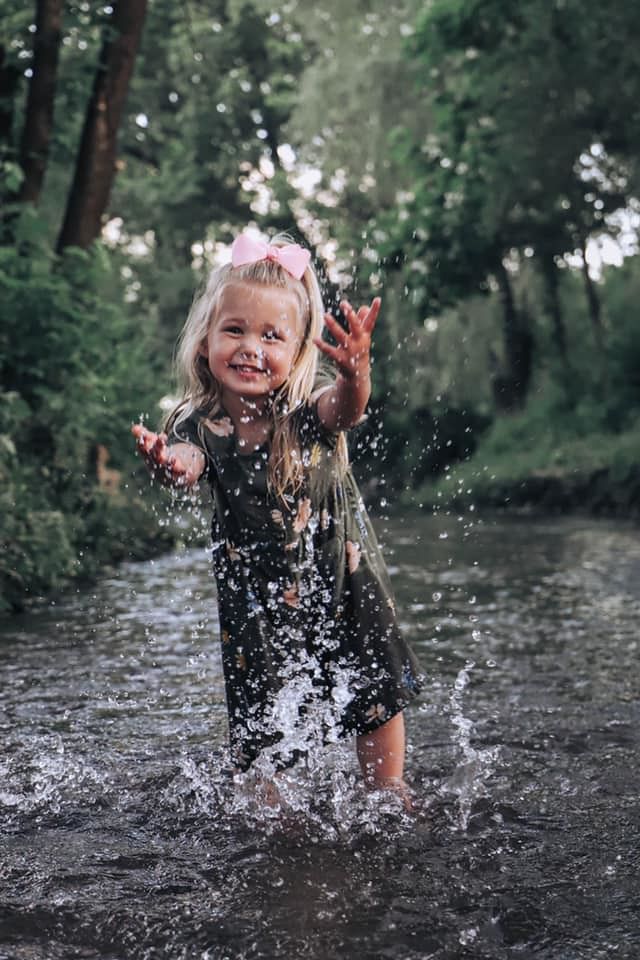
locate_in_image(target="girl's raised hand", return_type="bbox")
[314,297,381,381]
[131,424,193,487]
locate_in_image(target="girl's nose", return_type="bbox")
[239,338,264,361]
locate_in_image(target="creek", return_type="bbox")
[1,512,638,959]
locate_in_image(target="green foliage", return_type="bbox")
[0,1,315,610]
[0,220,170,611]
[414,275,640,511]
[417,415,640,515]
[600,258,640,423]
[106,1,309,339]
[386,0,636,318]
[278,0,640,496]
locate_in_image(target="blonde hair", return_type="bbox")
[165,234,348,503]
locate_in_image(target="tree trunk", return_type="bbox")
[540,253,569,367]
[57,0,148,252]
[1,47,23,238]
[580,238,604,351]
[0,45,22,227]
[492,261,533,411]
[18,0,64,205]
[0,46,21,148]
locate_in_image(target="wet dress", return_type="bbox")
[171,399,423,771]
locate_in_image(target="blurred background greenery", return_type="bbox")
[2,0,640,610]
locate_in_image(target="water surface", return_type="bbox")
[1,512,639,959]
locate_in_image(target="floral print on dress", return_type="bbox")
[309,443,322,468]
[203,416,234,437]
[293,497,312,533]
[346,540,361,573]
[365,703,387,724]
[283,582,300,607]
[270,509,285,527]
[402,660,420,693]
[226,540,241,562]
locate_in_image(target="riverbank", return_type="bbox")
[410,422,640,519]
[0,489,189,615]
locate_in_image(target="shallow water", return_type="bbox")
[1,511,639,959]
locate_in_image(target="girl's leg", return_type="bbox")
[356,711,406,788]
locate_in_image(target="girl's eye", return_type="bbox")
[263,330,283,342]
[225,325,243,335]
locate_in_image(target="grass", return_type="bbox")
[410,414,640,514]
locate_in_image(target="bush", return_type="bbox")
[0,222,171,611]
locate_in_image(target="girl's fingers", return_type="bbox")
[138,429,159,456]
[167,454,187,476]
[313,337,341,363]
[363,297,381,333]
[314,338,358,375]
[337,297,380,335]
[132,423,152,449]
[151,434,168,463]
[133,426,175,471]
[323,311,350,345]
[313,338,353,373]
[339,300,360,331]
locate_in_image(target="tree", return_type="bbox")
[57,0,148,250]
[280,1,435,407]
[18,0,63,206]
[376,0,640,407]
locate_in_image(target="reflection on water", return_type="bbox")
[1,513,639,959]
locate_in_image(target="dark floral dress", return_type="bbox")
[171,401,423,770]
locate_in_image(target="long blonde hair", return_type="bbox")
[165,234,348,502]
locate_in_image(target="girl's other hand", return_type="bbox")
[314,298,380,431]
[314,297,381,382]
[131,424,196,487]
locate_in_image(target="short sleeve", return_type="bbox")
[168,410,212,480]
[294,393,354,453]
[169,413,202,448]
[305,379,367,450]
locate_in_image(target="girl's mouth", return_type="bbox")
[230,364,266,379]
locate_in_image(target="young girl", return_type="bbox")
[132,232,423,799]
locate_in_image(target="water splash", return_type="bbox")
[0,737,107,822]
[442,660,499,831]
[160,653,413,841]
[218,655,410,837]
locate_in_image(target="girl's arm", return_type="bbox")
[131,424,205,488]
[314,297,380,432]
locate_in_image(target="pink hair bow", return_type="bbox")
[231,233,311,280]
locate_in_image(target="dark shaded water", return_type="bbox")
[1,512,639,959]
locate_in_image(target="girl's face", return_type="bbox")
[202,280,304,407]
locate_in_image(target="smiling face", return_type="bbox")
[202,280,305,412]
